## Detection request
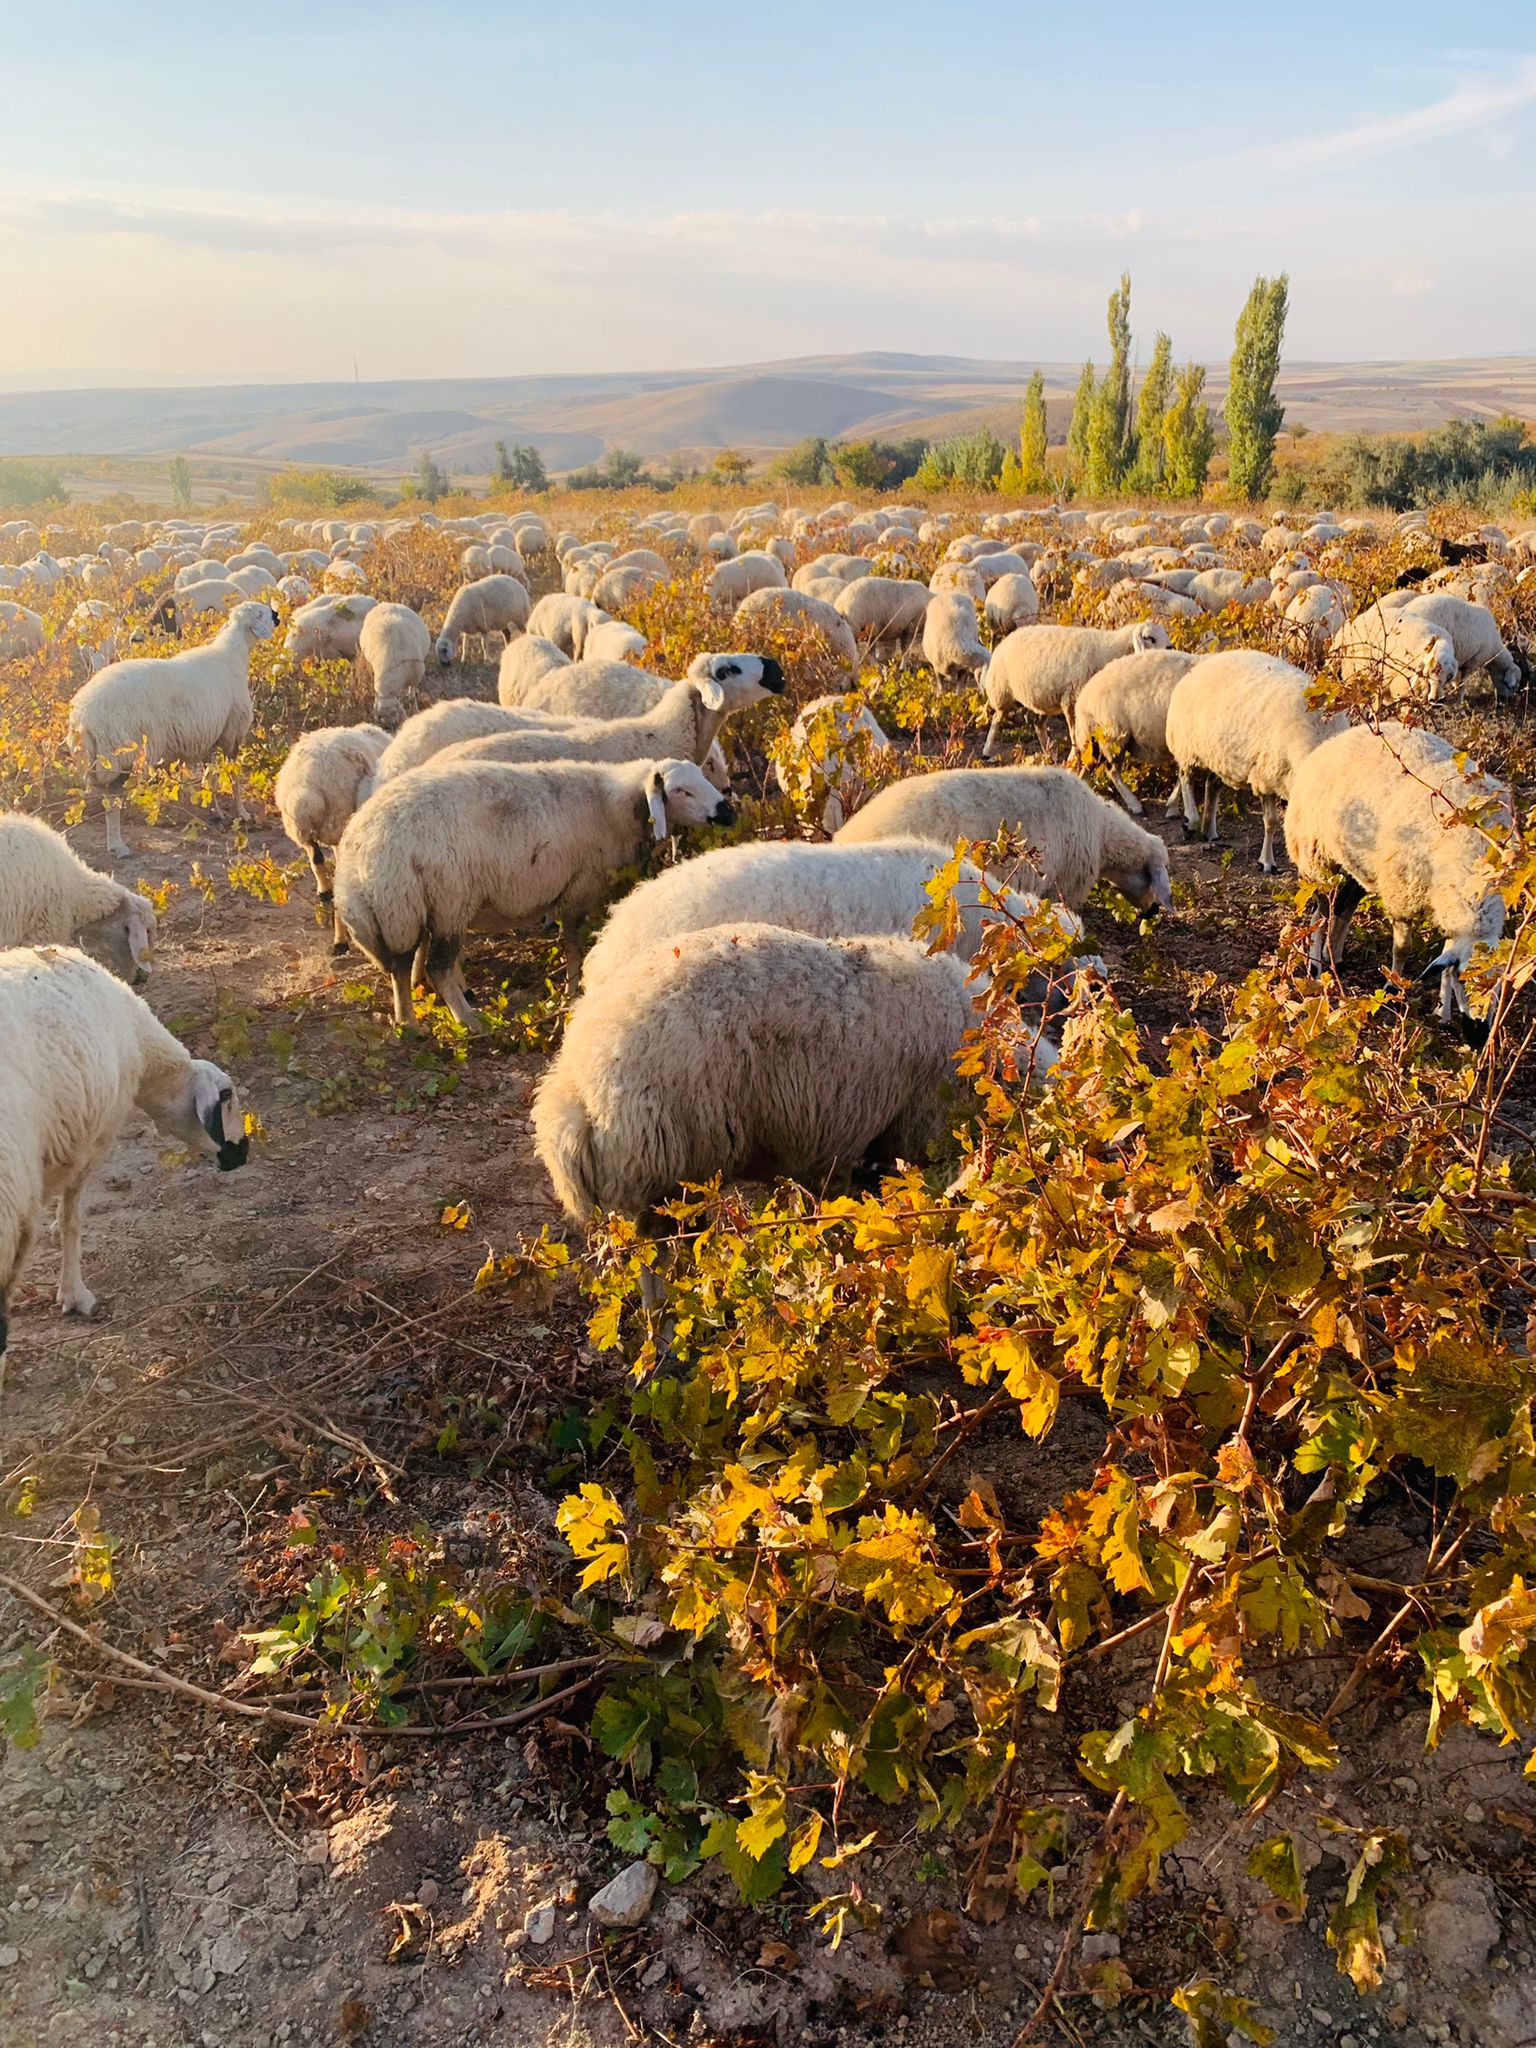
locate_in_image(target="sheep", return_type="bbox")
[526,593,609,658]
[1285,722,1512,1023]
[593,563,664,612]
[1069,649,1202,817]
[579,837,1076,991]
[437,656,785,775]
[0,814,156,982]
[582,620,648,664]
[273,724,390,948]
[66,600,118,675]
[706,553,789,606]
[1280,581,1348,662]
[533,926,1016,1226]
[68,602,278,857]
[834,575,929,653]
[984,573,1041,632]
[0,603,45,660]
[733,587,860,668]
[516,659,670,721]
[0,944,247,1364]
[285,594,378,663]
[1187,569,1272,613]
[1376,592,1521,696]
[921,593,988,681]
[1329,603,1459,702]
[435,576,533,665]
[498,634,571,705]
[1164,650,1346,871]
[772,692,893,833]
[930,562,988,602]
[354,603,432,728]
[333,757,734,1029]
[834,765,1173,912]
[981,620,1171,758]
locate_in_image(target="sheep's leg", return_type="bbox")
[412,940,429,992]
[1202,777,1221,844]
[103,791,128,858]
[821,790,846,835]
[55,1181,98,1319]
[425,936,482,1033]
[1034,715,1057,761]
[1258,793,1282,874]
[1390,923,1412,976]
[389,963,416,1027]
[981,711,1005,759]
[330,902,350,955]
[306,842,332,902]
[1106,763,1144,817]
[1440,965,1463,1023]
[1162,779,1183,818]
[1325,875,1365,969]
[1176,770,1201,834]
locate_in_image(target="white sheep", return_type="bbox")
[1285,722,1512,1022]
[1187,569,1272,613]
[981,621,1171,758]
[834,765,1172,912]
[772,692,893,834]
[498,634,571,705]
[285,595,378,663]
[0,603,45,660]
[273,724,390,948]
[1164,650,1346,871]
[706,553,789,606]
[834,576,929,653]
[68,602,278,856]
[437,656,785,775]
[921,593,988,681]
[534,926,1017,1225]
[984,573,1041,632]
[0,945,247,1364]
[515,659,669,721]
[526,594,610,658]
[1069,649,1202,817]
[1329,603,1459,702]
[732,587,860,668]
[333,756,733,1028]
[580,837,1077,990]
[355,603,432,727]
[582,620,649,664]
[1376,592,1521,696]
[0,813,156,982]
[435,576,533,665]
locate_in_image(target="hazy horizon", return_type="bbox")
[3,1,1534,389]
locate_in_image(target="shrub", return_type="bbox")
[0,458,67,509]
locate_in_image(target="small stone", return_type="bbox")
[1464,1801,1485,1826]
[1080,1932,1120,1963]
[279,1911,309,1941]
[642,1957,667,1987]
[416,1879,439,1909]
[190,1962,216,1995]
[505,1928,528,1951]
[524,1906,556,1946]
[266,1866,300,1913]
[1013,1944,1029,1961]
[1311,2011,1334,2028]
[588,1861,658,1930]
[1341,2035,1358,2048]
[209,1930,248,1977]
[0,1947,19,1968]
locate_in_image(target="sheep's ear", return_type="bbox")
[193,1062,244,1151]
[696,677,726,711]
[646,770,669,842]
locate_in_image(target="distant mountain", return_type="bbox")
[2,352,1533,474]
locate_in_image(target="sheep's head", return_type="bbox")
[144,1059,249,1172]
[646,759,735,839]
[228,600,279,642]
[81,890,157,986]
[688,652,786,709]
[1131,620,1172,654]
[1106,832,1174,914]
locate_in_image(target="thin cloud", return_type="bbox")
[1225,54,1536,173]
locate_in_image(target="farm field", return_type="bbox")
[2,485,1536,2048]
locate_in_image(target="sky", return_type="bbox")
[2,0,1534,387]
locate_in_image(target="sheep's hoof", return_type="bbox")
[58,1288,100,1319]
[330,939,350,958]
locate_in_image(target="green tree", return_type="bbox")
[167,456,193,510]
[831,440,895,490]
[713,447,750,484]
[1010,370,1051,494]
[1134,332,1173,489]
[407,451,448,502]
[774,436,833,487]
[1227,273,1289,500]
[0,459,66,509]
[1085,273,1133,494]
[914,427,1006,492]
[494,440,548,491]
[1163,362,1215,499]
[601,448,644,487]
[1066,361,1097,481]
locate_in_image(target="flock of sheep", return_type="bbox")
[0,488,1526,1380]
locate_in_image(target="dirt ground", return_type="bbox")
[4,747,1536,2048]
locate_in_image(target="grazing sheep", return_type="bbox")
[355,604,432,727]
[438,657,784,774]
[1377,591,1521,696]
[68,602,278,856]
[0,813,156,982]
[498,634,571,705]
[733,586,860,668]
[1069,649,1202,817]
[582,620,649,664]
[706,553,790,606]
[1164,650,1346,871]
[1187,569,1272,613]
[984,573,1041,632]
[333,757,733,1029]
[593,563,664,612]
[1285,722,1512,1022]
[515,659,668,721]
[1330,603,1459,701]
[273,724,390,948]
[930,562,988,602]
[834,575,929,652]
[981,620,1171,758]
[772,692,893,833]
[835,765,1172,912]
[534,926,1026,1225]
[435,576,533,665]
[921,593,988,680]
[0,945,247,1366]
[580,836,1076,990]
[0,603,46,660]
[1280,582,1348,662]
[526,594,609,658]
[285,594,378,663]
